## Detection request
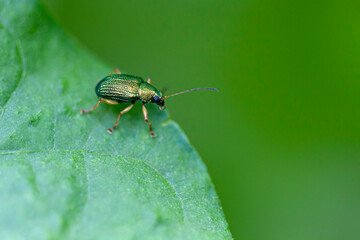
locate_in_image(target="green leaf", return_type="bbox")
[0,1,232,239]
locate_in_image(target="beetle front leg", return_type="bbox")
[142,104,156,137]
[107,103,135,134]
[80,99,102,114]
[147,78,152,84]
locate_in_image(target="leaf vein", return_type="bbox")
[0,36,25,122]
[139,160,185,222]
[0,148,186,222]
[82,108,111,150]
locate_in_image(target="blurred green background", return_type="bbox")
[43,0,360,239]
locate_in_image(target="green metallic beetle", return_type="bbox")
[80,69,218,137]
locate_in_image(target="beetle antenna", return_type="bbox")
[163,87,219,99]
[164,88,219,99]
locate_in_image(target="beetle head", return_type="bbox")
[152,92,166,110]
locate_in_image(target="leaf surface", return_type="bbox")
[0,1,232,239]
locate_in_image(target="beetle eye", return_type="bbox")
[153,96,160,102]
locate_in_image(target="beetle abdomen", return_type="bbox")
[95,74,143,102]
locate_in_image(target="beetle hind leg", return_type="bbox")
[80,98,120,114]
[109,68,121,75]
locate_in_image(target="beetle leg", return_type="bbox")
[142,104,156,137]
[101,99,120,105]
[80,99,102,114]
[147,78,152,84]
[109,68,121,75]
[107,103,135,134]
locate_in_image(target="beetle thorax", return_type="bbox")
[138,82,156,102]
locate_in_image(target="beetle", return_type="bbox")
[80,69,218,137]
